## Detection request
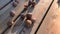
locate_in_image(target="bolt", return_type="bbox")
[7,21,14,26]
[21,13,26,19]
[26,13,32,20]
[10,10,15,17]
[31,1,36,7]
[24,4,28,8]
[15,0,19,3]
[25,20,32,27]
[31,17,36,23]
[12,1,18,7]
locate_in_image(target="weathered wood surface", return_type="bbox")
[0,0,11,15]
[0,2,13,22]
[3,0,53,34]
[0,0,28,34]
[11,0,28,22]
[0,0,11,9]
[0,2,14,34]
[6,0,53,34]
[0,0,58,34]
[37,0,60,34]
[30,0,53,34]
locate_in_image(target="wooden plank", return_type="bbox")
[37,0,60,34]
[6,0,53,34]
[11,0,28,22]
[0,2,14,34]
[4,0,40,34]
[0,0,11,10]
[30,0,53,34]
[0,2,14,22]
[0,0,28,34]
[0,0,53,34]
